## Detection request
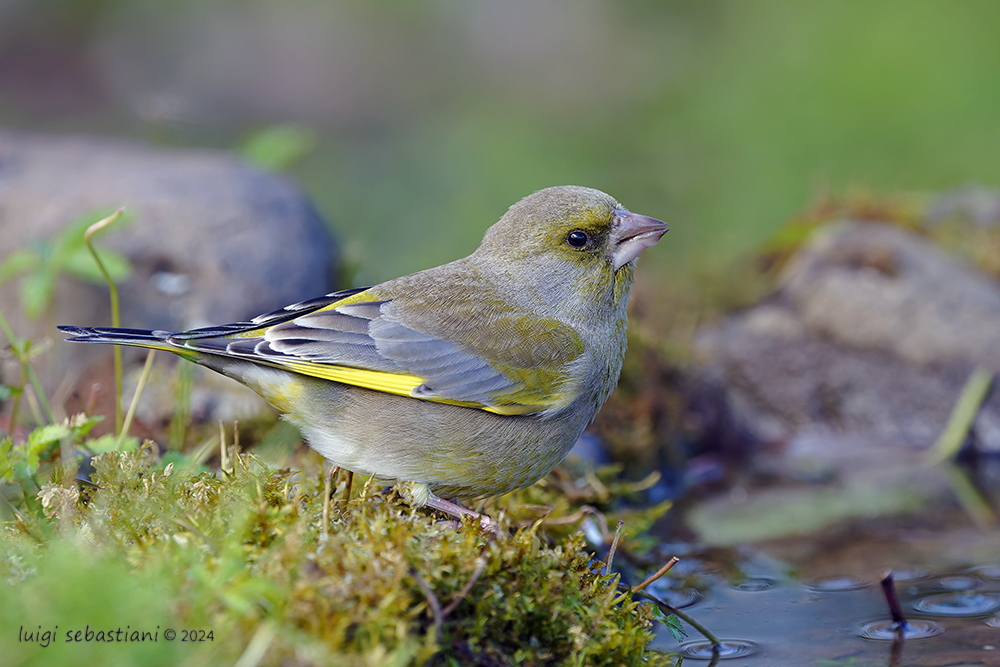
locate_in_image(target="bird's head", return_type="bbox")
[476,185,667,280]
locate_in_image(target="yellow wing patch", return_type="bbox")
[282,361,423,395]
[279,361,539,416]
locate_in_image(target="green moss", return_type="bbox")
[1,444,677,667]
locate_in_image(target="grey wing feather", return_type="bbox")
[262,300,522,405]
[174,290,525,407]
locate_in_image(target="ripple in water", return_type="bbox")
[732,577,778,592]
[972,565,1000,581]
[890,568,928,582]
[804,576,869,592]
[986,616,1000,629]
[645,579,702,609]
[680,639,757,660]
[913,592,1000,616]
[937,575,979,590]
[857,620,944,641]
[658,588,702,609]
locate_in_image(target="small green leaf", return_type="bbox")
[0,436,14,481]
[0,249,41,286]
[0,384,12,401]
[68,414,105,441]
[653,607,687,641]
[22,337,52,361]
[241,124,317,171]
[86,433,138,454]
[19,270,55,318]
[27,423,70,448]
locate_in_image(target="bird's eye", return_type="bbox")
[566,230,589,248]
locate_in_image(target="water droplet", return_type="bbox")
[732,577,778,592]
[805,576,869,592]
[913,592,1000,616]
[858,620,944,640]
[680,639,756,660]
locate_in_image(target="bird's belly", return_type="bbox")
[278,375,590,499]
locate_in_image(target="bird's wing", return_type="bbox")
[171,288,585,416]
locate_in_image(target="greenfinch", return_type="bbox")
[60,186,667,520]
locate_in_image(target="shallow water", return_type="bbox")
[647,498,1000,665]
[650,566,1000,665]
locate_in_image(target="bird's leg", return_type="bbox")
[397,481,498,533]
[424,494,499,533]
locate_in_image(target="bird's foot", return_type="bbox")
[396,481,499,534]
[423,495,499,534]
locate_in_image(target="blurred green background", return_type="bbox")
[3,0,1000,291]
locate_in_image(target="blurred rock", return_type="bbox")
[0,129,337,414]
[694,221,1000,481]
[925,184,1000,229]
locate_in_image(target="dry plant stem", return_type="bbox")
[24,385,44,425]
[441,558,487,617]
[879,571,907,628]
[84,383,100,416]
[409,567,443,643]
[360,472,376,499]
[944,463,996,528]
[219,421,228,474]
[233,622,277,667]
[604,520,625,575]
[0,491,38,538]
[118,350,156,448]
[632,557,680,594]
[927,366,993,465]
[84,207,126,434]
[171,516,220,556]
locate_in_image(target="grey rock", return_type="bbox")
[925,184,1000,229]
[695,221,1000,467]
[0,130,337,405]
[781,222,1000,371]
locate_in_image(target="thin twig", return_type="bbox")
[632,557,680,594]
[604,520,625,575]
[879,570,907,628]
[442,559,487,617]
[118,350,155,448]
[410,567,443,644]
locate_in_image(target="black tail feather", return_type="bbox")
[57,325,173,344]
